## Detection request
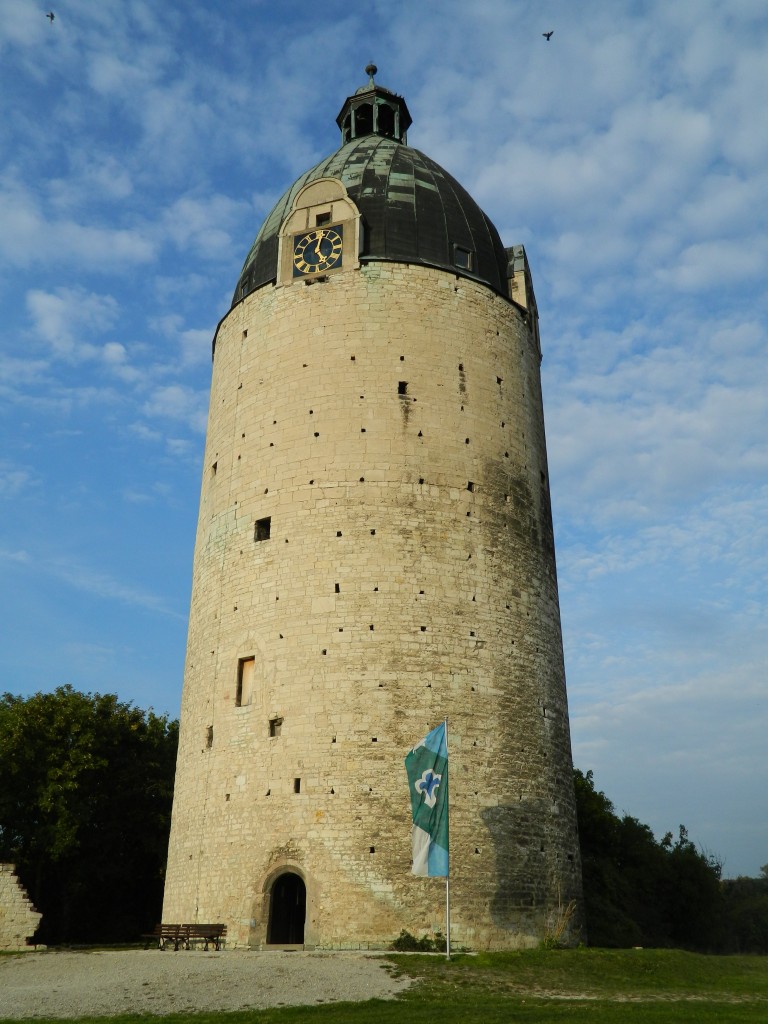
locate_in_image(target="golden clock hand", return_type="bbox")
[314,230,325,256]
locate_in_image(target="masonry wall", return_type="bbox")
[0,864,42,950]
[163,261,582,949]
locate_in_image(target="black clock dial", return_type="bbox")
[293,226,343,275]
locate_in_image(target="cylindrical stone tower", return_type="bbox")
[163,70,582,950]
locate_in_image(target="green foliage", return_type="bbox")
[0,685,178,944]
[391,928,447,952]
[719,872,768,953]
[574,769,725,950]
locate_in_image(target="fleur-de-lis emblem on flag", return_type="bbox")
[415,768,442,808]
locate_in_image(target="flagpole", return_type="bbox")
[444,716,451,959]
[446,876,451,959]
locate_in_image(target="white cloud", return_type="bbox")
[166,437,198,459]
[0,547,31,563]
[48,556,181,616]
[0,353,51,394]
[664,239,767,291]
[142,384,208,432]
[49,155,135,207]
[129,422,163,443]
[0,178,156,269]
[0,0,49,50]
[26,287,118,360]
[0,462,37,498]
[162,193,252,261]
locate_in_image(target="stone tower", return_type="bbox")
[163,68,582,950]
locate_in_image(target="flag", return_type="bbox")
[404,721,449,876]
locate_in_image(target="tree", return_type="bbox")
[0,685,178,944]
[574,769,723,950]
[718,866,768,954]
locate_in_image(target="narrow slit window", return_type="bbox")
[294,777,301,794]
[206,725,213,749]
[398,381,408,396]
[236,656,255,707]
[269,717,283,737]
[255,516,271,541]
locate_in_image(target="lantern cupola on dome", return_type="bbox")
[336,63,412,144]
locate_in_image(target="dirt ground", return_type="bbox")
[0,948,412,1019]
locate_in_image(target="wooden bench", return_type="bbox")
[182,923,227,950]
[143,923,186,951]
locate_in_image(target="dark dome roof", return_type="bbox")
[233,134,510,305]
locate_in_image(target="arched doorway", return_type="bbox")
[267,871,306,944]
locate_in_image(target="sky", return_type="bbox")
[1,0,766,879]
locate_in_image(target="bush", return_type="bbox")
[391,929,447,952]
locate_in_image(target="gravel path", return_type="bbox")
[0,949,412,1019]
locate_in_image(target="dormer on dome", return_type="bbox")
[336,63,412,144]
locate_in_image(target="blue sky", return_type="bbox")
[1,0,766,878]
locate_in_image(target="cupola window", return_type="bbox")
[378,102,395,137]
[355,103,374,136]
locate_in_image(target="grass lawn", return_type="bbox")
[1,947,766,1024]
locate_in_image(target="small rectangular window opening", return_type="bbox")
[315,211,332,225]
[269,717,283,737]
[255,516,271,541]
[206,725,213,749]
[454,245,473,271]
[236,656,255,707]
[294,777,301,794]
[467,481,475,492]
[398,381,408,396]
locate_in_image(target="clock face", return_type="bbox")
[293,225,343,276]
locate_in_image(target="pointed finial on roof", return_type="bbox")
[365,63,378,87]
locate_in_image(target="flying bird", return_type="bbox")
[543,30,553,40]
[46,11,55,21]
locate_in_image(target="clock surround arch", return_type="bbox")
[277,178,361,286]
